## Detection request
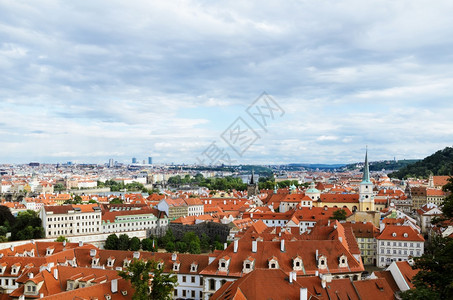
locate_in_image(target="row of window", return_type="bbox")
[380,241,422,248]
[380,249,421,256]
[47,214,100,222]
[174,288,201,298]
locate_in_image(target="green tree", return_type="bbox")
[73,195,82,203]
[175,241,187,253]
[200,234,211,252]
[55,236,69,242]
[160,229,175,247]
[119,259,177,300]
[88,199,98,204]
[129,237,141,251]
[118,234,130,250]
[0,205,15,229]
[105,234,119,250]
[141,238,154,251]
[10,210,43,241]
[401,235,453,300]
[109,198,123,204]
[0,226,8,237]
[183,232,201,254]
[54,183,66,192]
[330,209,347,221]
[165,241,175,253]
[401,177,453,299]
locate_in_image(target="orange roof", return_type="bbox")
[377,225,424,242]
[395,261,419,289]
[433,175,450,187]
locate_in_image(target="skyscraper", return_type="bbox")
[108,158,114,168]
[132,157,137,164]
[148,157,152,164]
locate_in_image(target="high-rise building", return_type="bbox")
[132,157,137,164]
[148,157,153,164]
[108,158,114,168]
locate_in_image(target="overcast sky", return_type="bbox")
[1,0,452,165]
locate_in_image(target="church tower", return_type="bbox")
[247,170,259,198]
[359,149,375,211]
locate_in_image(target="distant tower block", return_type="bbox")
[148,157,153,164]
[132,157,137,164]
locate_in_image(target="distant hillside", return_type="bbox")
[344,159,419,172]
[389,147,453,179]
[288,163,346,170]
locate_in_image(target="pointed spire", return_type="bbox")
[362,147,371,183]
[250,170,255,185]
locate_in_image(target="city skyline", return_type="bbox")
[1,1,453,164]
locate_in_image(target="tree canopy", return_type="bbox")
[401,176,453,299]
[330,209,347,221]
[119,259,177,300]
[389,147,453,179]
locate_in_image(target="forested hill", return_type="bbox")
[389,147,453,179]
[344,159,419,172]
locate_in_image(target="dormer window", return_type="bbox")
[403,233,408,238]
[92,257,100,266]
[268,257,279,269]
[218,257,230,272]
[318,255,327,269]
[67,281,74,291]
[11,265,20,275]
[173,262,180,271]
[242,257,255,274]
[293,256,303,271]
[157,262,163,269]
[123,259,131,268]
[46,248,54,256]
[339,254,348,268]
[25,283,38,295]
[107,257,115,267]
[392,232,397,237]
[190,263,198,272]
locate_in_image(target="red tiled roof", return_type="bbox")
[377,225,424,242]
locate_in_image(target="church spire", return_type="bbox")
[250,170,255,185]
[362,147,371,183]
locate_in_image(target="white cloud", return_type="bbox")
[0,0,452,163]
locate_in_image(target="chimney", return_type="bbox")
[233,240,238,253]
[339,237,343,243]
[289,271,294,284]
[209,200,212,204]
[300,287,308,300]
[79,241,83,247]
[250,213,253,218]
[223,243,227,250]
[315,249,318,259]
[252,241,257,253]
[111,279,118,293]
[90,249,97,257]
[172,253,177,261]
[224,200,226,205]
[280,239,285,252]
[40,293,44,298]
[10,245,14,251]
[328,220,330,226]
[53,268,58,280]
[321,277,326,289]
[63,240,66,247]
[29,273,34,279]
[315,270,319,276]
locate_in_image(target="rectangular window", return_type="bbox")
[182,276,186,282]
[191,276,195,283]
